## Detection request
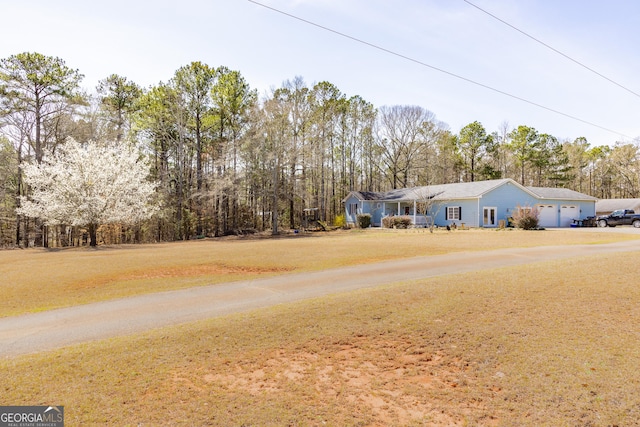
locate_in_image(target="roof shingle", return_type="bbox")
[346,179,596,202]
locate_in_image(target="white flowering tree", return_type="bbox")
[18,138,158,246]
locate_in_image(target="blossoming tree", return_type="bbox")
[18,138,158,246]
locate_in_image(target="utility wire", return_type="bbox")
[462,0,640,99]
[248,0,631,139]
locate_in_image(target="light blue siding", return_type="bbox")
[370,202,384,226]
[343,180,596,228]
[431,199,478,227]
[344,196,383,227]
[430,182,539,227]
[577,201,595,218]
[343,194,362,226]
[431,183,596,228]
[538,200,595,227]
[477,182,539,227]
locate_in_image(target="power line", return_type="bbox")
[462,0,640,100]
[248,0,631,139]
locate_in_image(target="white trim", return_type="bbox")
[560,205,578,227]
[536,204,557,227]
[446,206,461,221]
[413,200,416,225]
[483,206,497,227]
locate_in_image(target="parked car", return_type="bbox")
[596,209,640,228]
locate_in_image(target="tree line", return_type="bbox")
[1,52,639,247]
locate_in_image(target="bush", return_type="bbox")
[511,205,540,230]
[395,216,412,229]
[334,213,346,228]
[356,213,371,228]
[382,215,413,229]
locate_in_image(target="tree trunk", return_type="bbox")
[15,143,23,246]
[15,213,21,247]
[88,223,98,247]
[195,113,203,237]
[22,217,29,248]
[272,159,279,235]
[289,161,296,229]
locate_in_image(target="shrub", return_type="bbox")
[334,213,346,228]
[511,205,540,230]
[382,215,413,229]
[356,213,371,228]
[395,216,413,229]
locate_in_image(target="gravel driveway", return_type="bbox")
[1,238,639,358]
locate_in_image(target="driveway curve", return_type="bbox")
[1,239,639,358]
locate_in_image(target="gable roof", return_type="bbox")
[419,178,527,200]
[347,191,386,201]
[345,178,596,203]
[346,179,531,202]
[527,186,597,201]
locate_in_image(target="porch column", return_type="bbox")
[382,202,386,227]
[397,202,401,215]
[413,200,416,225]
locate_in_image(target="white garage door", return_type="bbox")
[560,205,578,227]
[537,204,557,227]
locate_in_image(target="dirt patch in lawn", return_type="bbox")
[80,264,292,289]
[192,336,498,426]
[4,252,640,425]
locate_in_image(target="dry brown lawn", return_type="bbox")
[0,228,635,317]
[2,229,640,426]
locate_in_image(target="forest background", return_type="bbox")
[1,52,639,247]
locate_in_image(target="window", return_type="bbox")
[446,206,461,221]
[348,203,358,215]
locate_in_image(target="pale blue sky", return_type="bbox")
[2,0,639,147]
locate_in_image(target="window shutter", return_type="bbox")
[458,206,462,219]
[445,207,449,220]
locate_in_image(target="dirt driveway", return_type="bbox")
[559,225,640,234]
[1,238,639,358]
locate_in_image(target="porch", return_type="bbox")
[381,200,433,228]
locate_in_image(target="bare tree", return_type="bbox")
[410,187,447,233]
[260,89,292,234]
[376,105,438,189]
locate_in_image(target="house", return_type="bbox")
[343,178,597,228]
[595,198,640,216]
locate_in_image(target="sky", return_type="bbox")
[1,0,639,147]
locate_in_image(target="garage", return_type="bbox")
[537,204,557,227]
[560,205,579,227]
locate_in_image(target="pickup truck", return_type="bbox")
[597,209,640,228]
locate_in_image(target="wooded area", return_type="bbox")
[1,52,639,247]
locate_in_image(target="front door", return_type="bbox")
[483,207,497,227]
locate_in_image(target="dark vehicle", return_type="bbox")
[597,209,640,228]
